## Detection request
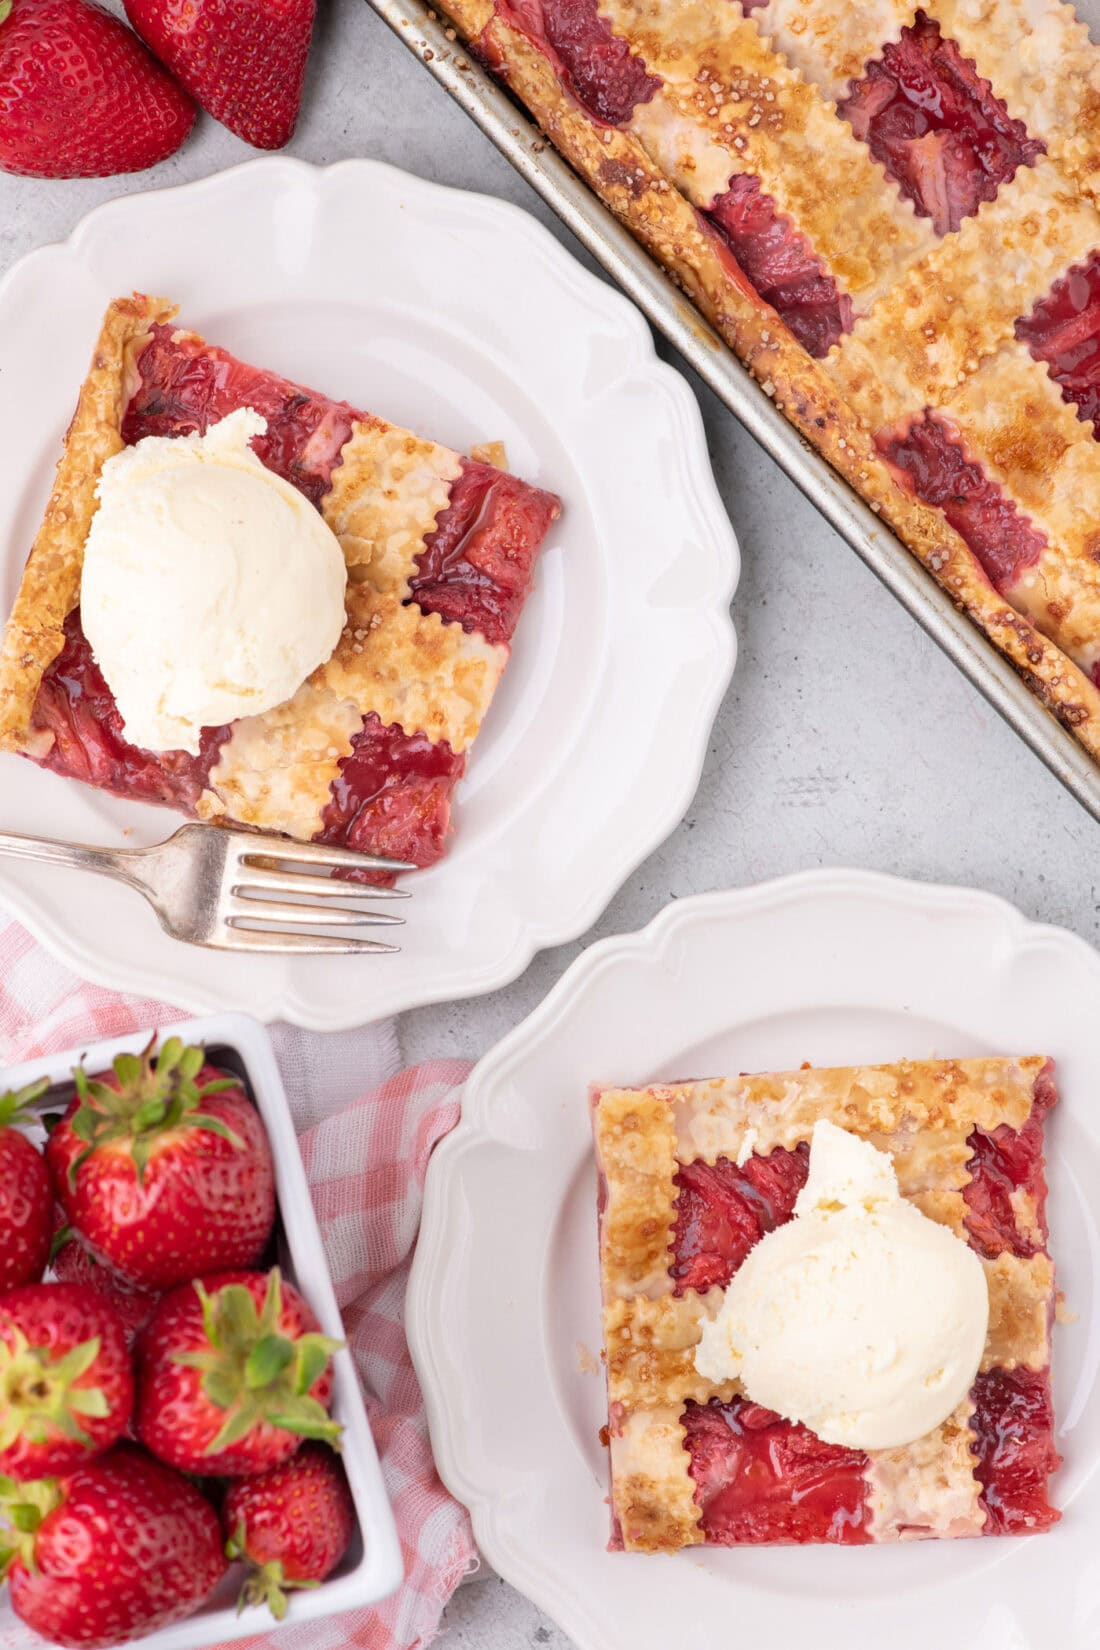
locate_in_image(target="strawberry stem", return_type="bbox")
[67,1037,244,1187]
[172,1270,343,1456]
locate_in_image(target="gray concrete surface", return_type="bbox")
[3,1,1096,1641]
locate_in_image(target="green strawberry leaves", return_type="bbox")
[0,5,12,30]
[172,1270,343,1455]
[0,1078,49,1132]
[0,1329,108,1452]
[66,1036,243,1187]
[0,1475,62,1579]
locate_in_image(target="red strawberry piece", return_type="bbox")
[123,0,316,150]
[223,1443,355,1618]
[0,1443,227,1648]
[51,1226,159,1347]
[0,0,195,179]
[0,1078,51,1290]
[0,1283,133,1481]
[137,1267,342,1476]
[47,1036,276,1291]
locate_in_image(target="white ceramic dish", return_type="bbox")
[0,156,739,1030]
[408,869,1100,1650]
[0,1012,402,1650]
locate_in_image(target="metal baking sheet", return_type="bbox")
[364,0,1100,825]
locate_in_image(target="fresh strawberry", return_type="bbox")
[223,1443,355,1618]
[50,1226,159,1346]
[0,1283,133,1481]
[47,1036,276,1291]
[137,1268,341,1476]
[0,1078,51,1290]
[123,0,316,150]
[0,1443,227,1648]
[0,0,195,179]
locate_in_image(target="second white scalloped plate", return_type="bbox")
[0,157,737,1028]
[408,869,1100,1650]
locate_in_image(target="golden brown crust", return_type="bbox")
[0,294,174,751]
[982,1252,1054,1372]
[593,1058,1056,1552]
[440,2,1100,761]
[322,421,463,598]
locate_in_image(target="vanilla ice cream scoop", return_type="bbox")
[694,1119,989,1450]
[81,408,348,754]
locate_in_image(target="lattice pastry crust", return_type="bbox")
[439,0,1100,763]
[592,1056,1056,1553]
[0,296,528,841]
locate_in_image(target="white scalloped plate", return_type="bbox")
[0,157,737,1028]
[408,869,1100,1650]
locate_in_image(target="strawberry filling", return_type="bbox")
[877,413,1046,592]
[670,1143,809,1295]
[317,715,465,878]
[122,324,357,510]
[703,179,853,357]
[30,609,230,808]
[25,329,557,869]
[970,1366,1061,1533]
[494,0,660,125]
[962,1061,1055,1260]
[413,461,560,646]
[1017,250,1100,434]
[682,1397,872,1544]
[838,13,1044,235]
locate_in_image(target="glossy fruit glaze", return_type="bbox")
[413,460,560,645]
[317,713,465,879]
[1017,250,1100,434]
[839,12,1044,235]
[877,413,1046,593]
[704,179,853,357]
[122,324,357,509]
[30,608,230,808]
[970,1366,1061,1533]
[682,1396,872,1544]
[494,0,660,125]
[962,1060,1056,1259]
[673,1064,1059,1539]
[27,327,556,869]
[670,1142,809,1295]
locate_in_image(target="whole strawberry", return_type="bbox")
[0,0,195,179]
[137,1268,341,1475]
[224,1444,355,1618]
[47,1036,276,1291]
[124,0,316,150]
[0,1078,51,1290]
[0,1283,132,1481]
[51,1227,159,1347]
[0,1444,227,1647]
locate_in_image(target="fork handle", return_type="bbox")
[0,830,146,890]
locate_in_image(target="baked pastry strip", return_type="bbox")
[596,0,935,308]
[0,294,174,750]
[443,1,1100,757]
[825,157,1100,430]
[746,0,916,102]
[593,1057,1057,1552]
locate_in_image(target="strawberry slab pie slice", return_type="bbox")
[592,1056,1060,1551]
[0,294,561,873]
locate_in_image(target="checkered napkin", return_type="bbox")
[0,917,479,1650]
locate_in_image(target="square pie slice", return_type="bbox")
[592,1056,1060,1551]
[0,294,560,871]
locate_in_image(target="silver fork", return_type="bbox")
[0,824,412,954]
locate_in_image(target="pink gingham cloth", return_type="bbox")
[0,918,479,1650]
